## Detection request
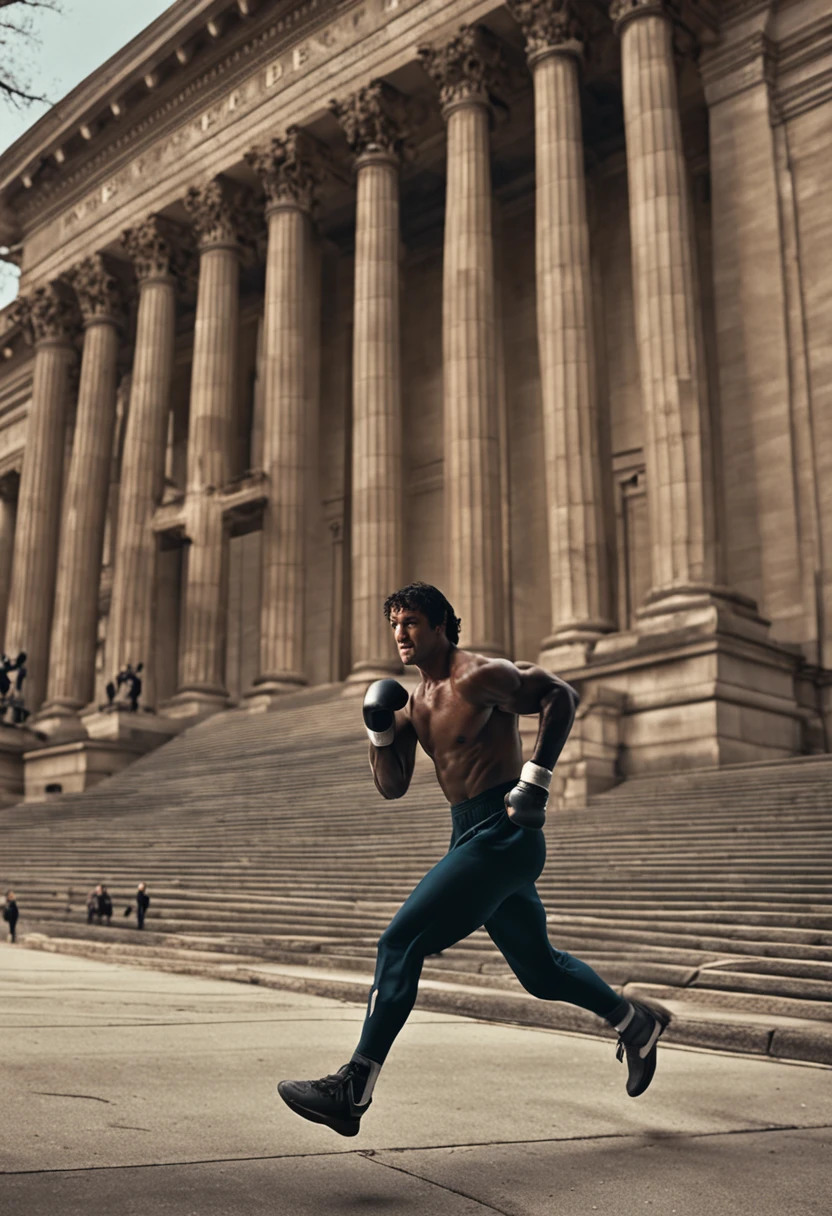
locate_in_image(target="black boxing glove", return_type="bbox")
[505,762,553,830]
[363,679,409,747]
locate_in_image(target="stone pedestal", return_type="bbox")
[23,737,148,802]
[0,724,44,808]
[22,704,183,801]
[578,600,804,775]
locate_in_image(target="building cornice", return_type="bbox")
[700,3,832,120]
[1,0,344,238]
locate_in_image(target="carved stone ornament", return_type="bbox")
[330,81,411,161]
[244,128,318,214]
[121,215,190,283]
[183,175,252,250]
[9,282,80,346]
[418,24,507,114]
[609,0,667,32]
[67,254,125,327]
[506,0,584,57]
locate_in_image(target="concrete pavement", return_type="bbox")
[1,943,830,1214]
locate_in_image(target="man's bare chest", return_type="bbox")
[410,688,493,760]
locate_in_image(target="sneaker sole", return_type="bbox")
[277,1086,361,1137]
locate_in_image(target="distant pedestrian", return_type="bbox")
[136,883,150,930]
[97,885,113,926]
[87,888,98,924]
[3,891,19,943]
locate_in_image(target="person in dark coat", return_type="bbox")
[97,885,113,926]
[136,882,150,930]
[3,891,19,943]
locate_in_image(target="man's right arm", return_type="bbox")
[370,710,418,800]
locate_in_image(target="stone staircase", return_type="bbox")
[2,686,831,1066]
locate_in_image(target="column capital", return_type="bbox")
[67,254,125,329]
[506,1,585,62]
[610,0,667,35]
[418,24,507,118]
[121,215,190,285]
[245,128,319,216]
[9,282,80,348]
[183,175,253,252]
[330,80,411,163]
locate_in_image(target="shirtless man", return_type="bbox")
[278,582,670,1137]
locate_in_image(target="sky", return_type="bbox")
[1,0,174,307]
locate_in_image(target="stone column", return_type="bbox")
[332,82,408,683]
[245,132,318,700]
[5,284,79,712]
[107,216,183,710]
[420,27,506,655]
[40,256,124,732]
[611,0,716,609]
[509,1,613,663]
[172,178,246,712]
[0,476,17,648]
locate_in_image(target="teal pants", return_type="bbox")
[356,780,622,1064]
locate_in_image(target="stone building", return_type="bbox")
[0,0,830,802]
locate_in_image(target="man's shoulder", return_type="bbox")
[452,650,515,677]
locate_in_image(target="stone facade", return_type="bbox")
[1,0,830,802]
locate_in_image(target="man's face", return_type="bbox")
[389,606,443,665]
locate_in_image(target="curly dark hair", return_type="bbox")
[383,582,461,646]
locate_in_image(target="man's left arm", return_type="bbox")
[499,665,580,773]
[498,664,580,829]
[459,661,580,829]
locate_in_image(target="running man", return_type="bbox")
[278,582,670,1136]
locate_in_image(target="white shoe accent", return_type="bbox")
[614,1003,635,1034]
[638,1018,663,1059]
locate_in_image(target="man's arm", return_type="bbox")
[369,709,418,800]
[459,660,580,828]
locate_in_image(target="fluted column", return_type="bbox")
[40,257,124,727]
[332,82,408,682]
[509,1,614,659]
[0,477,17,648]
[612,0,716,606]
[5,284,79,712]
[173,177,247,707]
[107,216,183,709]
[420,28,506,655]
[245,133,319,697]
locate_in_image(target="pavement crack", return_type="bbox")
[358,1151,512,1214]
[31,1092,113,1104]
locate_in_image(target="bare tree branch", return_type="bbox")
[0,0,62,112]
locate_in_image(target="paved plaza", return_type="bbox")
[1,943,829,1215]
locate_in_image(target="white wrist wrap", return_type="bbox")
[366,725,395,748]
[521,761,553,791]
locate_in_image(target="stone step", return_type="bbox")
[5,691,831,1057]
[19,933,832,1067]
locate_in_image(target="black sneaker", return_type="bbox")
[277,1063,371,1137]
[615,999,672,1098]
